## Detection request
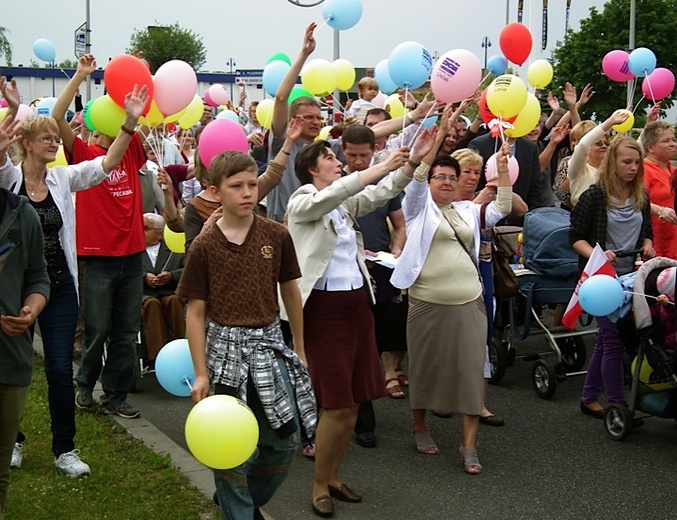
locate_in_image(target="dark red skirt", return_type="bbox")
[304,288,386,409]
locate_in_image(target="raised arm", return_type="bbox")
[52,54,97,154]
[271,23,316,137]
[371,95,438,142]
[258,116,303,199]
[101,85,149,174]
[0,77,20,121]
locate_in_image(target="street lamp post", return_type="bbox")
[481,37,492,71]
[226,57,236,102]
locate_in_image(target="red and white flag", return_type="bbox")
[563,244,617,329]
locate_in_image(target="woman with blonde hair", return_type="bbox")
[570,136,655,418]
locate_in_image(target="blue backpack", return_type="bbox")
[521,207,578,279]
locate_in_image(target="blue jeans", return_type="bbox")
[75,255,142,407]
[39,270,79,457]
[214,359,299,520]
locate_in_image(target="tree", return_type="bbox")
[551,0,677,122]
[58,59,78,69]
[0,26,12,66]
[127,22,206,73]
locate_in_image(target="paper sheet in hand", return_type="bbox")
[364,251,398,269]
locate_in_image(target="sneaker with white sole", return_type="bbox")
[75,387,93,409]
[55,450,91,478]
[102,400,140,419]
[10,443,22,469]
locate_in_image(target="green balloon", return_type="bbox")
[82,99,96,132]
[267,52,292,66]
[288,85,315,105]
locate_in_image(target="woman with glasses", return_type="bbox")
[567,110,630,208]
[0,79,148,478]
[391,129,512,474]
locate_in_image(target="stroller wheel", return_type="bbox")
[557,336,587,372]
[604,404,632,441]
[489,339,508,385]
[532,361,557,400]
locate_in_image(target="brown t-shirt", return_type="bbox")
[177,215,301,327]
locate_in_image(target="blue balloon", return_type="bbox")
[388,41,433,90]
[578,275,624,317]
[374,59,398,95]
[216,109,241,124]
[33,39,56,62]
[628,47,657,78]
[262,60,291,97]
[323,0,363,31]
[421,115,438,129]
[155,339,196,397]
[35,97,57,117]
[487,55,508,76]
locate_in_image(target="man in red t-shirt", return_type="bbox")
[53,54,148,418]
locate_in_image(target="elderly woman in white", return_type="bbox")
[391,133,512,475]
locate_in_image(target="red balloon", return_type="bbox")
[499,23,532,66]
[104,55,154,114]
[479,88,516,126]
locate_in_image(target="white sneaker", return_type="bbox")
[55,450,91,478]
[10,443,22,469]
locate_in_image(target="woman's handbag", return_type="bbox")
[480,204,519,299]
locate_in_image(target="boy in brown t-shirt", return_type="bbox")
[177,151,315,520]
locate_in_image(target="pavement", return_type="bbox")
[39,325,677,520]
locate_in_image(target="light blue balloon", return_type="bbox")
[155,339,196,397]
[263,60,291,97]
[421,116,438,129]
[628,47,657,78]
[487,55,508,76]
[578,275,624,317]
[374,59,398,95]
[323,0,363,31]
[388,41,433,90]
[216,109,241,124]
[35,97,57,117]
[33,38,56,62]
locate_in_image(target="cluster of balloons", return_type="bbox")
[602,48,675,102]
[300,58,356,97]
[254,84,315,131]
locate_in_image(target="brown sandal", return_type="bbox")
[395,369,409,387]
[386,378,406,399]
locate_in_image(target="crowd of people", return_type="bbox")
[1,21,677,520]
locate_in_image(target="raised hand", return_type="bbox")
[124,84,150,120]
[563,82,577,107]
[610,109,630,126]
[0,77,20,109]
[547,92,560,111]
[156,168,172,190]
[550,124,570,144]
[384,147,410,171]
[647,102,661,123]
[577,83,594,107]
[496,142,512,171]
[411,126,438,163]
[76,54,97,76]
[0,115,22,154]
[301,23,317,56]
[287,116,304,142]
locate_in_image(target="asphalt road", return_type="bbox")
[126,330,677,520]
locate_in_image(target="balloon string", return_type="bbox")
[58,67,72,80]
[480,71,491,86]
[408,102,437,146]
[643,71,657,103]
[182,376,194,390]
[498,116,507,146]
[402,86,409,134]
[314,17,332,35]
[330,94,347,115]
[631,95,645,115]
[624,291,675,305]
[319,99,344,116]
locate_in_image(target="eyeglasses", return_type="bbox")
[39,136,61,145]
[593,140,609,147]
[301,115,323,122]
[430,174,458,183]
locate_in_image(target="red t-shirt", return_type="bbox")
[644,160,677,260]
[67,135,147,257]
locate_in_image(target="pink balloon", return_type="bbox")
[642,67,675,102]
[0,99,7,108]
[602,50,635,83]
[208,84,230,106]
[198,119,249,168]
[484,152,519,186]
[154,60,198,116]
[431,49,482,104]
[372,91,385,108]
[204,90,217,108]
[15,104,35,122]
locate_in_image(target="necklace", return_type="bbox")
[24,178,46,197]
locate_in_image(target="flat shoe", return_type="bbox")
[355,432,377,448]
[328,483,362,503]
[312,495,334,517]
[580,402,605,419]
[479,414,505,427]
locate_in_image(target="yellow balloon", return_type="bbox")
[486,74,528,119]
[527,59,554,89]
[47,145,68,168]
[505,93,542,138]
[301,59,337,97]
[332,58,356,91]
[631,356,677,392]
[165,107,186,124]
[139,100,164,128]
[178,95,204,130]
[256,99,275,130]
[164,224,185,254]
[0,107,7,122]
[612,109,634,134]
[316,125,333,141]
[89,95,127,137]
[185,395,259,469]
[385,94,406,119]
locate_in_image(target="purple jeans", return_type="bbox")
[582,317,627,406]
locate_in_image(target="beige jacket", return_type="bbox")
[286,168,412,310]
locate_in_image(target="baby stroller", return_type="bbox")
[491,208,598,399]
[604,256,677,441]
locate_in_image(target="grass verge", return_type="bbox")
[5,356,218,520]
